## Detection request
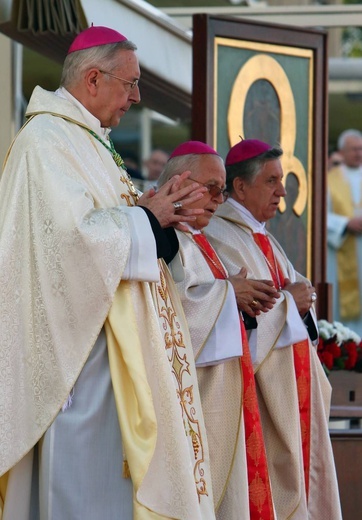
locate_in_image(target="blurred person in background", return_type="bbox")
[121,149,143,180]
[327,149,343,172]
[327,128,362,335]
[140,148,169,191]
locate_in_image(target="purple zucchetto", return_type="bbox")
[225,139,272,166]
[67,25,128,54]
[169,141,220,160]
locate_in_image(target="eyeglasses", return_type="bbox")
[99,70,139,90]
[189,176,228,201]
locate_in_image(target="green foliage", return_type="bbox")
[343,0,362,5]
[342,27,362,57]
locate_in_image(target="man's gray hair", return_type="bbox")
[60,40,137,89]
[157,154,224,188]
[337,129,362,151]
[225,146,283,193]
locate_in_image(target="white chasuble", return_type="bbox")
[0,86,214,520]
[206,201,342,520]
[169,230,250,520]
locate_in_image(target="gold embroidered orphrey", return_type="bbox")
[154,264,208,501]
[122,171,208,501]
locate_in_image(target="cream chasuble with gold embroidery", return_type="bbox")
[206,201,342,520]
[0,86,215,520]
[169,230,250,520]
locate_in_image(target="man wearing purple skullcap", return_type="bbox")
[206,139,342,519]
[0,27,216,519]
[159,141,279,519]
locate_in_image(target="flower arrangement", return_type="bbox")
[317,319,362,374]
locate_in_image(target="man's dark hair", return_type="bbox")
[226,146,283,193]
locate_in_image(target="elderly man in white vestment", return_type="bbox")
[159,141,282,520]
[0,26,216,520]
[327,128,362,335]
[205,139,342,519]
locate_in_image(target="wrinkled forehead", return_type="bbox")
[252,158,283,181]
[192,155,226,183]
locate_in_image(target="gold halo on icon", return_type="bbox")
[227,54,307,216]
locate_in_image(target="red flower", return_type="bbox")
[317,321,362,373]
[325,341,341,359]
[320,351,334,370]
[344,341,357,353]
[344,349,358,370]
[317,338,324,352]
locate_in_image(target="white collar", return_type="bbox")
[183,223,202,235]
[342,164,362,175]
[56,87,111,143]
[227,198,266,234]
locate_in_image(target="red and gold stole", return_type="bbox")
[193,232,275,519]
[253,232,311,499]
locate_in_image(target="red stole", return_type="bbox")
[193,232,275,519]
[253,232,311,499]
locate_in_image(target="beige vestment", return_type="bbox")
[206,201,342,520]
[169,230,250,520]
[0,87,215,519]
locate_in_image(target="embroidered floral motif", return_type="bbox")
[294,341,308,367]
[118,164,209,503]
[155,265,208,502]
[244,381,258,418]
[246,425,263,466]
[297,372,309,408]
[249,472,268,514]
